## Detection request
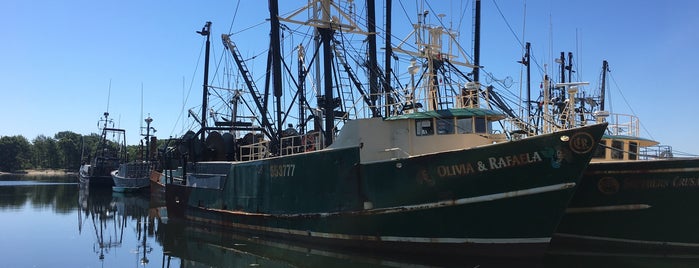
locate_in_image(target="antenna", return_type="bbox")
[140,83,144,135]
[106,79,112,113]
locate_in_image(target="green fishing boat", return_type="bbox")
[523,59,699,252]
[165,0,606,258]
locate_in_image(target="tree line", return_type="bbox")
[0,131,162,172]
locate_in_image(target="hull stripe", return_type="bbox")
[370,182,576,215]
[182,183,571,245]
[205,182,577,218]
[586,166,699,175]
[554,233,699,248]
[565,204,651,214]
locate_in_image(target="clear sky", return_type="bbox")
[2,0,698,155]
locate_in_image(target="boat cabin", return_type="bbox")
[329,108,508,163]
[592,135,660,161]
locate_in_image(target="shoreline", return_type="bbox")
[0,169,77,176]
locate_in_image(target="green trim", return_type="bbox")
[385,108,506,121]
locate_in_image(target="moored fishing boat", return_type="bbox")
[522,59,699,252]
[79,112,126,187]
[167,116,605,258]
[554,154,699,253]
[165,0,607,258]
[111,162,152,193]
[110,116,157,193]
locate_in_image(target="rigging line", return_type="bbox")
[210,40,225,89]
[517,0,527,118]
[481,67,519,100]
[242,48,268,63]
[672,150,699,157]
[227,0,241,34]
[492,0,524,48]
[397,0,415,26]
[608,71,655,141]
[457,0,472,44]
[170,38,206,137]
[528,48,546,80]
[230,20,268,36]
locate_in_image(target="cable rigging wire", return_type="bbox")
[607,71,655,141]
[170,39,207,137]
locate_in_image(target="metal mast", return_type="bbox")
[600,60,608,111]
[279,0,371,147]
[270,0,283,149]
[473,0,481,82]
[383,0,393,116]
[197,22,212,142]
[367,0,379,114]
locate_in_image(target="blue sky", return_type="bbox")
[2,0,698,155]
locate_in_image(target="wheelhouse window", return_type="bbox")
[436,118,455,135]
[628,141,638,160]
[475,117,488,133]
[456,118,473,134]
[416,119,434,136]
[611,140,624,159]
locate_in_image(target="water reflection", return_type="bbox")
[159,222,503,268]
[157,216,545,267]
[77,185,156,265]
[3,175,699,267]
[158,222,699,268]
[0,175,78,212]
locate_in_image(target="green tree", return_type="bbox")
[0,135,32,172]
[32,135,60,169]
[55,131,82,170]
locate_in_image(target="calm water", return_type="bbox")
[2,174,699,268]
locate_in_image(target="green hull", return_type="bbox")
[553,158,699,252]
[166,123,606,257]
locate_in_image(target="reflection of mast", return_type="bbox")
[90,203,123,261]
[79,188,124,262]
[135,216,151,265]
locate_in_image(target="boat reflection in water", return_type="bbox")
[156,219,699,268]
[77,185,155,265]
[157,220,547,268]
[2,175,699,267]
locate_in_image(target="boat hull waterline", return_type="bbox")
[79,170,115,187]
[166,123,606,258]
[554,157,699,252]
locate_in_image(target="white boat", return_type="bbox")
[111,162,152,192]
[111,115,157,193]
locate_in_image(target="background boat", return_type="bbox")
[111,162,152,192]
[519,58,699,252]
[78,112,126,187]
[111,116,158,193]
